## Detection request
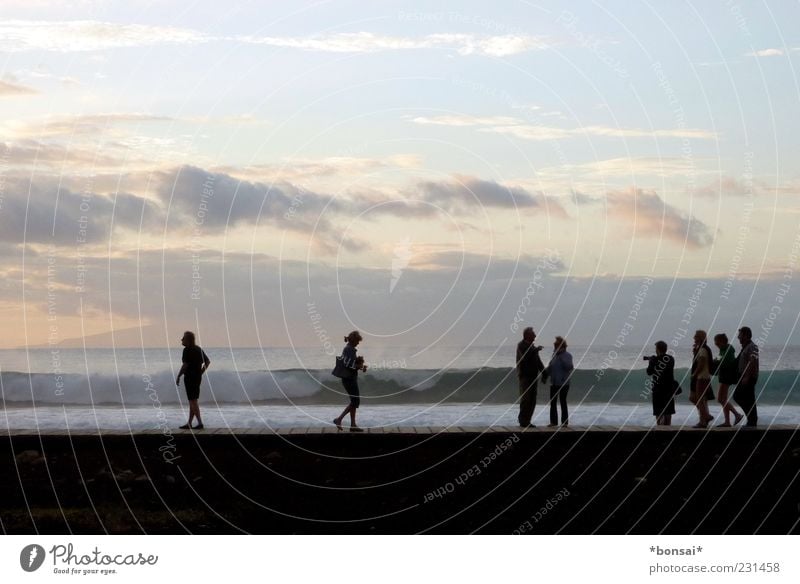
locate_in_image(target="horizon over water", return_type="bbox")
[1,345,798,430]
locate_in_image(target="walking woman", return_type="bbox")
[176,331,211,430]
[545,336,573,427]
[333,330,368,432]
[690,330,715,428]
[712,333,744,427]
[646,341,676,426]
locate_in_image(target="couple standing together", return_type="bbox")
[516,327,574,428]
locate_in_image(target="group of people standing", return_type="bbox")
[645,327,759,428]
[173,325,760,431]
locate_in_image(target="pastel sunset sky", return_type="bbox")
[1,0,799,349]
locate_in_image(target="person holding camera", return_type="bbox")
[516,327,546,427]
[645,341,676,426]
[332,330,368,432]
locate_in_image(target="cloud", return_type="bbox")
[240,32,552,56]
[0,77,38,96]
[695,176,756,198]
[605,187,714,249]
[745,48,784,57]
[410,115,716,141]
[1,112,172,139]
[0,20,210,52]
[0,21,552,56]
[412,175,568,217]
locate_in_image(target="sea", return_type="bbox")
[1,345,798,430]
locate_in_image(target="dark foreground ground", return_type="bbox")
[1,426,798,534]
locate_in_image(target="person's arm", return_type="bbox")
[201,350,211,374]
[176,363,187,386]
[741,345,759,384]
[646,356,656,376]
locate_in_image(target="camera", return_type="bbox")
[643,355,656,361]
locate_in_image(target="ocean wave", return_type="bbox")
[0,368,797,406]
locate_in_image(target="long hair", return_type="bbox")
[344,330,362,344]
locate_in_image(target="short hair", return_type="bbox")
[695,330,707,343]
[554,335,567,348]
[739,326,752,339]
[655,340,667,352]
[183,331,196,345]
[523,327,535,336]
[714,333,728,344]
[345,330,363,344]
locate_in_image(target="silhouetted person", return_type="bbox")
[333,331,368,432]
[733,326,759,427]
[516,327,545,427]
[646,341,676,426]
[176,331,210,430]
[545,336,573,427]
[690,330,715,428]
[712,333,743,427]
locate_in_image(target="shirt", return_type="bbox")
[341,344,360,376]
[692,345,712,380]
[182,346,209,380]
[516,340,545,379]
[547,350,574,386]
[737,341,759,383]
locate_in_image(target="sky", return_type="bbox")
[1,0,799,350]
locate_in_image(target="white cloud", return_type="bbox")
[0,77,38,96]
[0,21,552,56]
[412,115,716,141]
[745,48,784,57]
[0,20,210,52]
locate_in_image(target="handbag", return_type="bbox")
[331,356,352,379]
[672,379,683,395]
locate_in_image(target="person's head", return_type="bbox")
[345,330,363,346]
[654,340,668,356]
[713,333,728,349]
[181,331,196,347]
[522,327,536,343]
[737,326,752,345]
[553,336,567,352]
[693,330,707,347]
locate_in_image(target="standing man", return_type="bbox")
[734,326,759,427]
[546,336,574,427]
[516,327,545,427]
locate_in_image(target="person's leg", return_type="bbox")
[718,384,730,424]
[187,400,196,426]
[549,385,558,426]
[663,414,672,426]
[740,382,757,426]
[560,384,569,425]
[518,378,533,426]
[334,404,351,427]
[193,400,203,426]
